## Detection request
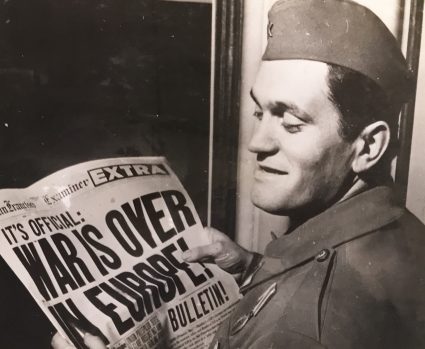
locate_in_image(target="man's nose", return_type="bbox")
[248,116,279,154]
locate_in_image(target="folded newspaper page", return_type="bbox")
[0,157,240,349]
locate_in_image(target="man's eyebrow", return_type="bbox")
[250,89,261,106]
[269,101,313,122]
[250,89,312,122]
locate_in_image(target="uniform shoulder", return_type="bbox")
[342,208,425,303]
[345,208,425,265]
[324,209,425,347]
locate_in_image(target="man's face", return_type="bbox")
[249,60,355,215]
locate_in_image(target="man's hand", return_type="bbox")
[51,332,106,349]
[182,227,254,275]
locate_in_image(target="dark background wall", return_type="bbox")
[0,0,211,347]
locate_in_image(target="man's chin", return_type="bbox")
[250,191,292,216]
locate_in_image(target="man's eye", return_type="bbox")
[280,113,304,133]
[253,110,263,120]
[284,124,303,133]
[281,121,303,133]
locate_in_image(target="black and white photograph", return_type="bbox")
[0,0,424,348]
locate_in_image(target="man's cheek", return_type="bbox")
[286,140,324,166]
[291,152,324,178]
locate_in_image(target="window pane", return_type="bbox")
[0,0,211,346]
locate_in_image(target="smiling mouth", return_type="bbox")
[258,165,287,175]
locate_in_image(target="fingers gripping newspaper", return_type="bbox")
[0,157,240,349]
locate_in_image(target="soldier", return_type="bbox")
[184,0,425,348]
[53,0,425,348]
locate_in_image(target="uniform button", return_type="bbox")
[316,249,330,262]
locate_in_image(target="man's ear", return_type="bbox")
[351,121,391,174]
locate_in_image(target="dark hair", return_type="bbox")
[326,64,402,180]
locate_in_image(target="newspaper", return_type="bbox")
[0,157,240,349]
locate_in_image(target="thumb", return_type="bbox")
[84,333,107,349]
[51,332,76,349]
[182,241,224,263]
[205,227,231,244]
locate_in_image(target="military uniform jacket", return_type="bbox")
[211,186,425,348]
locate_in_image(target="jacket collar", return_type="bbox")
[265,186,404,268]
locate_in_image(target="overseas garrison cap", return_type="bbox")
[263,0,412,103]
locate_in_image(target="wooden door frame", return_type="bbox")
[210,0,244,239]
